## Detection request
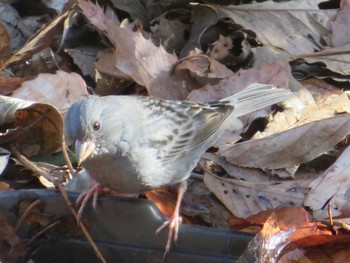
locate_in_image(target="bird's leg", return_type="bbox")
[156,181,187,258]
[76,183,105,224]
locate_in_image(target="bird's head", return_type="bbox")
[65,96,106,165]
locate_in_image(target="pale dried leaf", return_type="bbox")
[211,1,350,76]
[210,0,335,55]
[332,0,350,47]
[221,114,350,169]
[203,153,271,182]
[304,145,350,218]
[0,148,10,175]
[12,70,89,116]
[301,44,350,75]
[42,0,68,12]
[257,91,350,138]
[204,171,309,218]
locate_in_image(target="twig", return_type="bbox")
[62,133,75,178]
[328,202,334,228]
[11,146,106,263]
[15,199,43,232]
[10,146,58,183]
[55,181,107,263]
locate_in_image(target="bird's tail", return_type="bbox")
[222,83,294,117]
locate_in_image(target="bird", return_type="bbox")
[64,83,293,257]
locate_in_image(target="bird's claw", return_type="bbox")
[76,184,104,224]
[156,214,183,260]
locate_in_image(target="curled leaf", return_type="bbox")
[0,96,62,155]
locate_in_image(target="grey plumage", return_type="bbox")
[65,83,293,193]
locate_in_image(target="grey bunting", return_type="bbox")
[64,83,294,257]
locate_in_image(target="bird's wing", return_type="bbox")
[140,99,233,165]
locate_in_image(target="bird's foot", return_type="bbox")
[76,184,106,224]
[156,211,183,260]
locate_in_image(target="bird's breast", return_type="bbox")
[81,150,176,193]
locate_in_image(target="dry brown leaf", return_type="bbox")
[0,22,10,62]
[203,171,309,218]
[187,46,300,102]
[229,206,308,231]
[221,114,350,170]
[146,188,177,219]
[0,76,28,96]
[237,208,350,263]
[78,1,191,100]
[0,213,27,262]
[1,9,70,69]
[12,70,89,116]
[96,48,133,80]
[0,181,10,191]
[0,96,63,155]
[175,53,234,83]
[305,145,350,218]
[187,60,290,101]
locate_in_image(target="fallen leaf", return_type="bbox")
[0,181,10,190]
[237,208,350,263]
[210,0,336,55]
[0,76,28,96]
[0,96,63,155]
[229,206,308,231]
[257,91,350,138]
[0,148,10,175]
[0,213,27,262]
[203,170,309,218]
[175,53,234,84]
[78,1,191,99]
[221,114,350,169]
[187,46,301,102]
[305,145,350,218]
[12,70,89,116]
[332,0,350,47]
[66,46,99,78]
[1,9,70,69]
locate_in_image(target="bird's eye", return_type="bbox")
[92,121,100,131]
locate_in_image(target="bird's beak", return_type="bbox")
[75,140,96,165]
